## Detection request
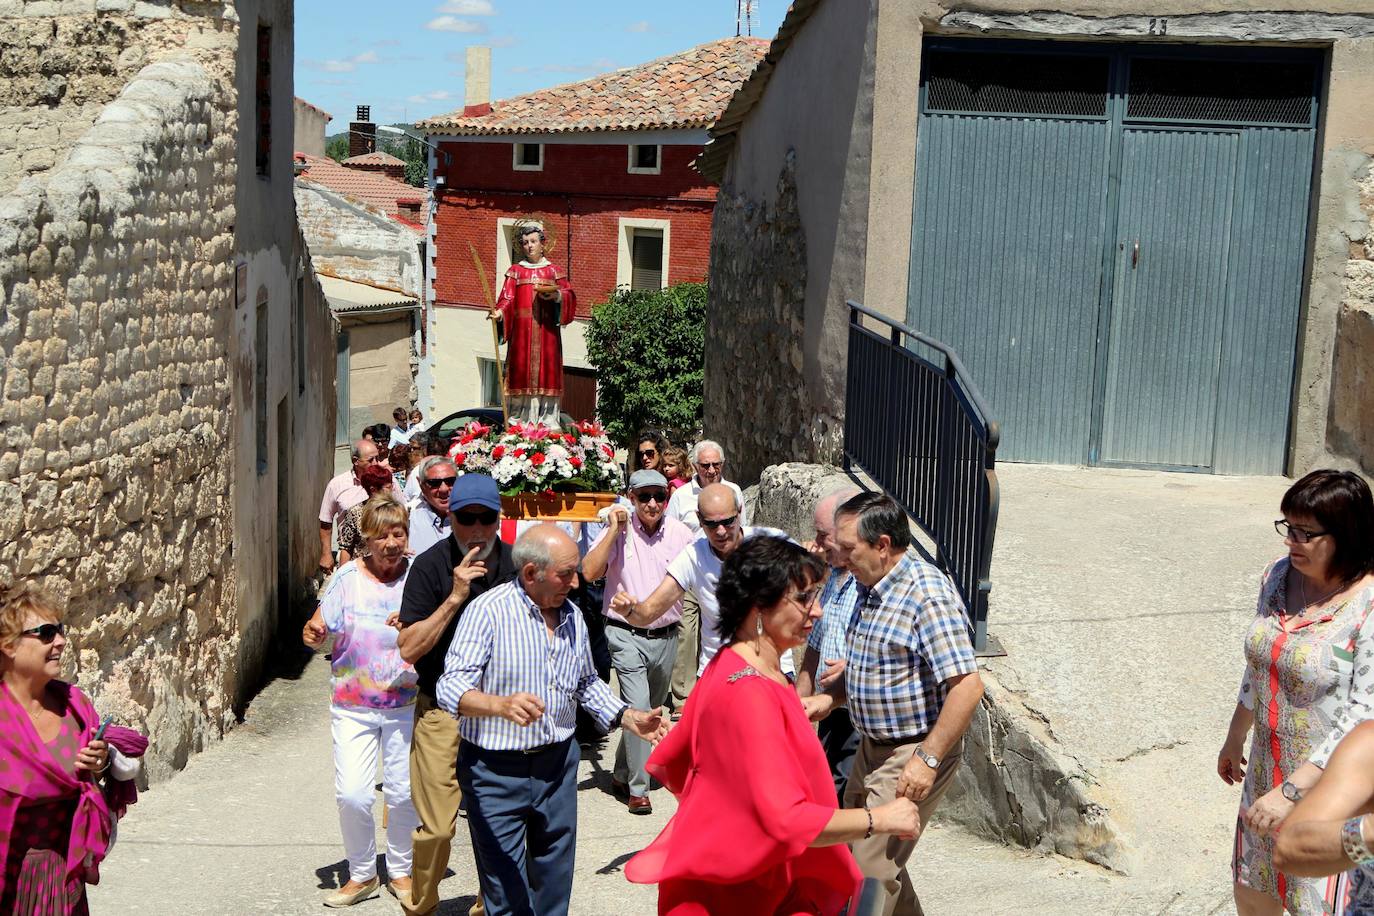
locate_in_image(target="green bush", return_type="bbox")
[584,282,705,448]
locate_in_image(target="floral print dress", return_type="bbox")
[1233,558,1374,915]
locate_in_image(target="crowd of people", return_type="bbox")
[7,399,1374,916]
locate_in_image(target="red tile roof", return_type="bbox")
[417,37,768,135]
[342,151,406,167]
[294,152,430,225]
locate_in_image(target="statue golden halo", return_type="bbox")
[510,213,559,257]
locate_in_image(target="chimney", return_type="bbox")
[349,104,376,158]
[462,47,492,117]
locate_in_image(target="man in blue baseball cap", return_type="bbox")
[396,472,516,916]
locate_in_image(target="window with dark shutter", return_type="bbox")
[630,230,664,290]
[255,24,271,176]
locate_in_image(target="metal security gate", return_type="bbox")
[907,40,1321,473]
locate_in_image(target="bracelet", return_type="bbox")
[864,807,874,839]
[1343,816,1374,866]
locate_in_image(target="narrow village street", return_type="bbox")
[89,646,1231,916]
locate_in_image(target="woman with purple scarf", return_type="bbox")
[0,585,144,914]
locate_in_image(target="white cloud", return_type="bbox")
[626,20,650,33]
[436,0,495,13]
[425,15,488,33]
[303,50,379,73]
[406,90,453,104]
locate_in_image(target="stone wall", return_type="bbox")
[0,53,240,778]
[0,1,237,196]
[295,181,424,296]
[705,150,834,485]
[1328,164,1374,475]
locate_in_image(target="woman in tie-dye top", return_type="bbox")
[1218,470,1374,916]
[303,494,419,907]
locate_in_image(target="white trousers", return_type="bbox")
[330,704,419,882]
[507,394,560,427]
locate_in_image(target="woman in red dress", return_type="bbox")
[626,536,919,915]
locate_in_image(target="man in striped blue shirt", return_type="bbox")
[436,524,666,916]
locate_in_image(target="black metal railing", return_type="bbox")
[843,301,1000,651]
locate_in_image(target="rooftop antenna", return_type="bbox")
[736,0,756,36]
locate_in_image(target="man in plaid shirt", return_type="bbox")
[803,491,984,916]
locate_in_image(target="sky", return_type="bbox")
[294,0,789,130]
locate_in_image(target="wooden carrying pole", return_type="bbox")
[468,242,508,418]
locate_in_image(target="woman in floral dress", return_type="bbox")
[1219,470,1374,915]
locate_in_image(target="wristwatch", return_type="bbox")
[1281,780,1304,803]
[914,745,940,770]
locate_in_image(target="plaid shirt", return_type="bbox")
[807,566,860,687]
[845,552,978,741]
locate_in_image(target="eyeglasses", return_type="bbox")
[1275,519,1328,544]
[697,461,723,471]
[20,622,64,643]
[637,448,657,458]
[699,514,738,530]
[634,489,668,505]
[423,476,458,489]
[788,588,820,608]
[453,508,500,526]
[368,455,387,464]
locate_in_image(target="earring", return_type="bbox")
[755,614,764,637]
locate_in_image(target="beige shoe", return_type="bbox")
[323,877,380,907]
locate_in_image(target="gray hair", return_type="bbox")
[690,440,724,464]
[350,438,373,461]
[836,491,911,550]
[418,455,456,480]
[816,486,862,526]
[511,528,553,573]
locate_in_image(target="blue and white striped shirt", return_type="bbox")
[806,566,860,685]
[435,579,626,751]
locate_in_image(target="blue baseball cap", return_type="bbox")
[449,473,502,513]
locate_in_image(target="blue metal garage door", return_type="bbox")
[906,41,1320,474]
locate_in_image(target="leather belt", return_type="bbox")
[867,732,928,749]
[606,619,680,640]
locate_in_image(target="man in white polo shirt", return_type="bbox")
[611,483,789,679]
[664,440,748,535]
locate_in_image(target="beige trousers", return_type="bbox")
[669,591,701,709]
[403,694,483,916]
[843,736,963,916]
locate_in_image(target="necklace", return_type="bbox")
[1294,572,1347,618]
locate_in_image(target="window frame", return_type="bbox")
[512,142,544,171]
[615,217,671,291]
[627,143,662,175]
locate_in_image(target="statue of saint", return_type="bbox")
[489,223,577,426]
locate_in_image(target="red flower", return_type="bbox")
[531,453,546,466]
[452,452,467,466]
[492,445,505,459]
[514,448,526,459]
[569,456,583,469]
[541,488,556,499]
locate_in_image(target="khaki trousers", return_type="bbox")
[843,736,963,916]
[669,592,701,710]
[404,693,483,916]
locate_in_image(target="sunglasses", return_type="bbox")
[20,622,65,643]
[697,461,723,470]
[634,489,668,504]
[452,508,499,526]
[699,514,738,530]
[788,588,820,608]
[637,449,657,458]
[423,476,458,489]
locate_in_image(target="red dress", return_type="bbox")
[495,259,576,398]
[625,647,862,915]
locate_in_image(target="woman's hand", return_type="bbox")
[1217,738,1247,785]
[1244,786,1294,837]
[302,611,327,649]
[872,797,921,840]
[75,739,109,775]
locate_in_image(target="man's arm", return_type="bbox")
[397,547,486,665]
[581,512,625,582]
[920,671,984,762]
[1275,723,1374,875]
[611,575,686,627]
[318,521,334,570]
[795,646,821,698]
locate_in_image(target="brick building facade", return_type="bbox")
[418,38,766,419]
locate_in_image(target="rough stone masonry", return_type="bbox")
[0,0,245,778]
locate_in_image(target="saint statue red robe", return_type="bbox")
[496,259,576,399]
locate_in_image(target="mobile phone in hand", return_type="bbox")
[92,714,113,743]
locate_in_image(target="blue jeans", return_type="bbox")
[458,739,579,916]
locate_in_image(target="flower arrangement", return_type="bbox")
[446,419,624,497]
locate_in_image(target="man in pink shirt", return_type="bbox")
[318,438,399,574]
[582,469,694,815]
